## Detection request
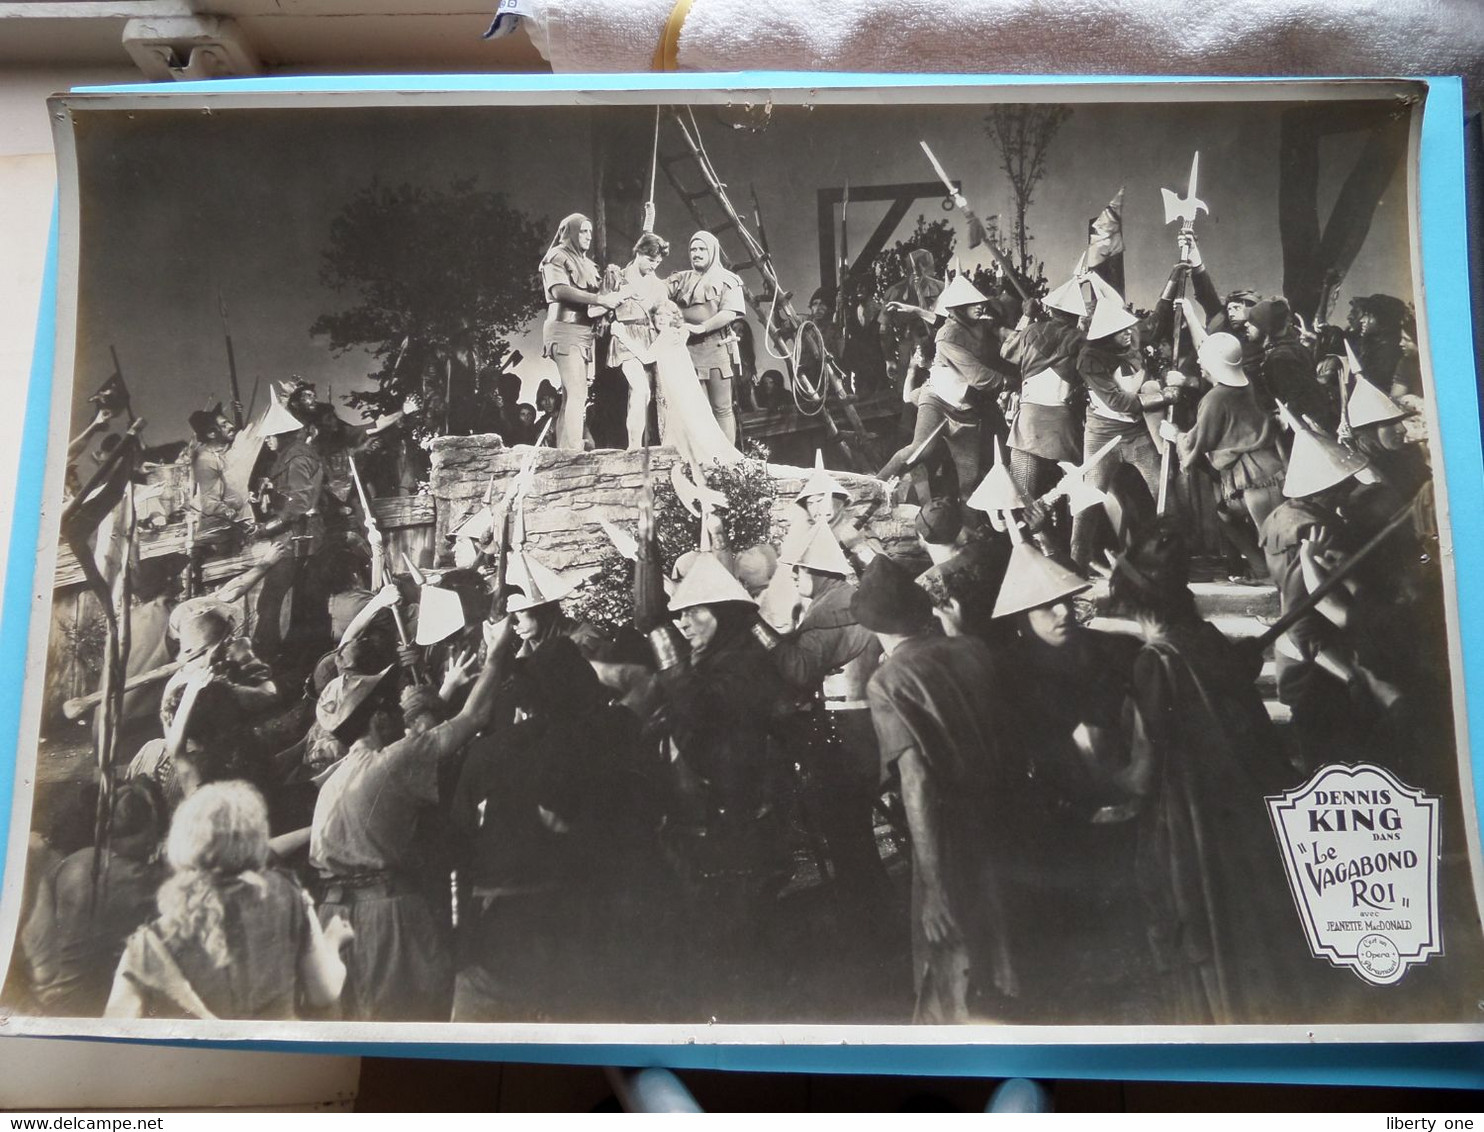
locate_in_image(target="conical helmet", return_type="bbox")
[1042,276,1088,317]
[1086,295,1139,340]
[257,385,304,437]
[780,520,852,577]
[1343,342,1407,428]
[667,552,756,611]
[992,539,1091,619]
[794,449,850,506]
[504,549,577,613]
[965,437,1027,514]
[1282,410,1369,498]
[450,504,496,543]
[933,272,991,314]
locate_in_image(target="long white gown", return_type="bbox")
[614,324,743,467]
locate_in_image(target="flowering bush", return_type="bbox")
[564,455,781,635]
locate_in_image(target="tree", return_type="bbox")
[869,214,958,299]
[311,177,549,438]
[1277,103,1410,324]
[983,105,1072,276]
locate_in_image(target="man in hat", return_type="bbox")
[1247,298,1334,430]
[1260,417,1397,767]
[504,548,609,661]
[1070,292,1178,569]
[991,531,1135,817]
[252,391,328,666]
[771,523,888,922]
[914,496,969,566]
[879,248,945,393]
[1349,293,1421,400]
[853,554,1024,1022]
[311,615,514,1021]
[878,273,1007,505]
[999,281,1087,556]
[657,552,797,1018]
[1161,331,1287,579]
[450,636,667,1022]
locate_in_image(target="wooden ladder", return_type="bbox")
[656,107,884,472]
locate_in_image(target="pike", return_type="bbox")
[1156,151,1208,515]
[1038,434,1123,516]
[1252,487,1427,653]
[920,140,1031,303]
[217,289,245,430]
[489,417,553,616]
[63,659,184,720]
[835,179,852,361]
[902,418,948,471]
[347,453,415,662]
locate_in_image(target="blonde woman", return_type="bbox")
[105,782,352,1020]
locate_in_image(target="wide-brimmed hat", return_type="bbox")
[504,549,577,613]
[992,539,1091,619]
[1282,410,1370,498]
[668,553,756,611]
[780,521,852,577]
[1343,341,1408,429]
[1042,276,1088,317]
[171,598,238,663]
[1198,332,1249,387]
[315,665,394,734]
[851,554,934,636]
[933,273,991,314]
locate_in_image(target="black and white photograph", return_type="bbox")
[3,77,1482,1040]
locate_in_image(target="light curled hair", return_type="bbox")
[156,781,270,968]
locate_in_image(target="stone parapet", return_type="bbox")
[428,436,917,573]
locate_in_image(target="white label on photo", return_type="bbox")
[1267,763,1442,986]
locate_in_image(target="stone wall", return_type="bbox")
[428,436,919,574]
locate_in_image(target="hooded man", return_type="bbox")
[1248,298,1334,431]
[1350,293,1421,400]
[853,554,1024,1022]
[668,231,747,446]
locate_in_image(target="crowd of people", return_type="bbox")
[8,182,1454,1032]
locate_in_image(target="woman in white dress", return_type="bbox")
[612,299,743,468]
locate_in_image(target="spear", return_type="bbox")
[920,140,1031,303]
[1156,151,1208,515]
[217,289,245,430]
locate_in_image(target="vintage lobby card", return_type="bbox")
[1,76,1481,1048]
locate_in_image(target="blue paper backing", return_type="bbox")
[3,72,1480,1088]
